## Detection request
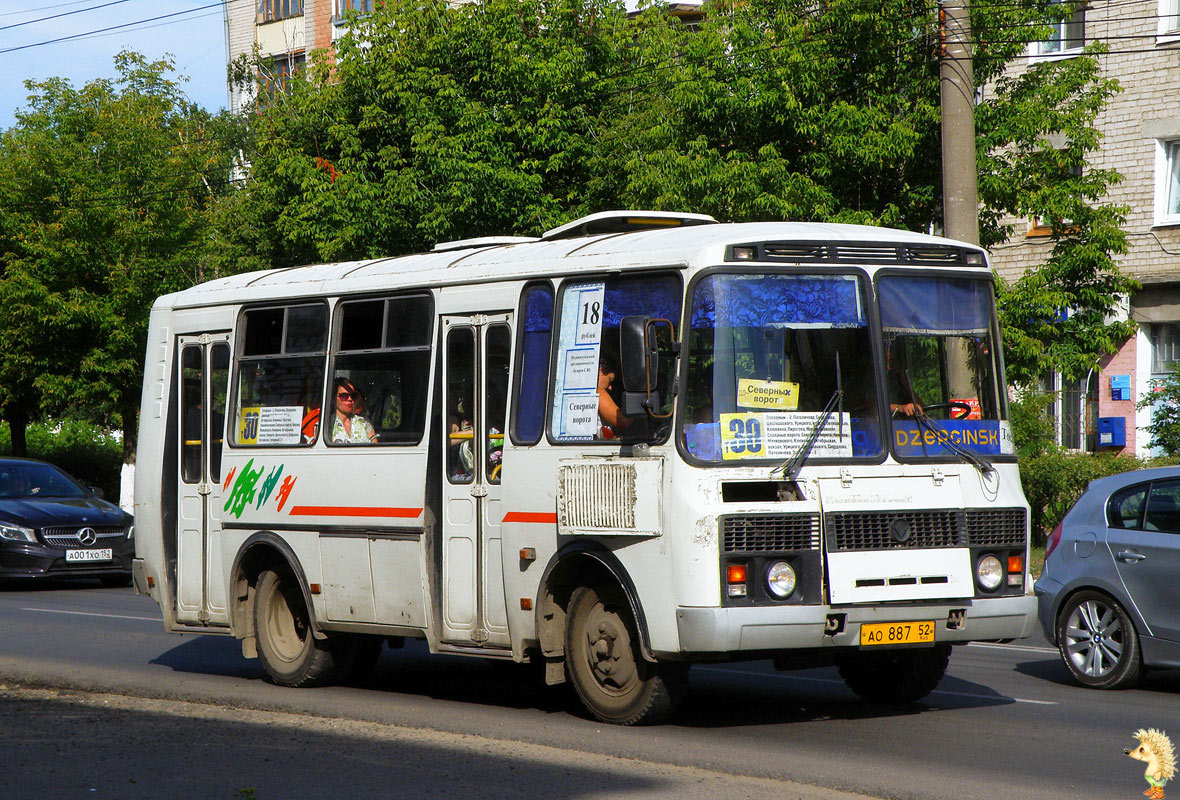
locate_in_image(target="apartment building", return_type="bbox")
[224,0,373,112]
[986,0,1180,456]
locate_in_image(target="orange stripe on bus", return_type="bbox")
[502,512,558,524]
[289,506,423,519]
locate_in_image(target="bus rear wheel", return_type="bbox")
[565,584,685,726]
[254,568,349,688]
[837,644,950,704]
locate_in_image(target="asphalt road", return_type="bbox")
[1,580,1177,800]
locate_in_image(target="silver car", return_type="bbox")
[1036,465,1180,689]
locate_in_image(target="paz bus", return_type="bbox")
[133,210,1037,725]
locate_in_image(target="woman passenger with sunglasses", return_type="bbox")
[331,377,378,444]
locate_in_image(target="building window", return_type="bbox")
[1041,370,1097,451]
[1161,0,1180,36]
[1152,323,1180,374]
[336,0,375,15]
[1029,159,1082,236]
[1156,139,1180,226]
[258,53,305,101]
[258,0,302,22]
[1034,0,1084,56]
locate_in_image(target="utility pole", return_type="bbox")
[940,0,980,245]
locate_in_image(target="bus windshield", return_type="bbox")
[878,275,1007,460]
[682,272,882,463]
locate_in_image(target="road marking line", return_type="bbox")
[967,642,1057,654]
[696,666,1057,705]
[22,607,160,622]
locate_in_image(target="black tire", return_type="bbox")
[99,574,132,588]
[1056,590,1142,689]
[565,584,686,726]
[254,568,349,688]
[837,643,951,703]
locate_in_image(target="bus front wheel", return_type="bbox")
[254,568,349,688]
[836,643,950,704]
[564,584,685,725]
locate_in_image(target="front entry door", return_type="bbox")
[175,334,231,626]
[440,314,512,647]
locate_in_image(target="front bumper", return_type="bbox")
[675,594,1038,653]
[0,537,135,579]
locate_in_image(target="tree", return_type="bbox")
[0,52,243,469]
[1138,371,1180,456]
[223,0,1130,382]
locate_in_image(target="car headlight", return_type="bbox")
[976,554,1003,591]
[766,561,797,599]
[0,523,37,543]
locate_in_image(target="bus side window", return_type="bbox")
[330,294,433,446]
[234,303,327,447]
[512,282,554,445]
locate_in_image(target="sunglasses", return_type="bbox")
[337,391,358,401]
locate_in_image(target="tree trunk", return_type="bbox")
[6,408,29,457]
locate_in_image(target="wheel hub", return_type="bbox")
[583,604,637,692]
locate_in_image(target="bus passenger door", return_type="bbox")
[440,314,512,648]
[175,334,231,626]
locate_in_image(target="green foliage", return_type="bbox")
[1008,390,1058,460]
[0,420,123,499]
[1020,451,1141,545]
[978,41,1136,384]
[0,52,248,458]
[1137,369,1180,455]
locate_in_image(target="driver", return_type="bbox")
[885,341,923,417]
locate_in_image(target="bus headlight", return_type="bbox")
[766,561,797,599]
[976,554,1003,591]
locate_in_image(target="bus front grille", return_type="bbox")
[721,514,820,552]
[824,508,1027,551]
[965,508,1027,547]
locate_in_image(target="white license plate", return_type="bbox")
[65,548,113,563]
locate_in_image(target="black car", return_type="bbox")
[0,457,134,586]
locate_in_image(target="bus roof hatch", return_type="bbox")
[541,210,718,241]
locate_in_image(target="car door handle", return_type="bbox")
[1116,550,1147,563]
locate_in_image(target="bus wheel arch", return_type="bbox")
[534,546,657,683]
[229,533,324,652]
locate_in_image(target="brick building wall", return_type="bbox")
[985,0,1180,456]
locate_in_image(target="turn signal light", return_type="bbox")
[726,564,747,584]
[1007,555,1024,574]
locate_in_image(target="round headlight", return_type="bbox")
[976,554,1003,591]
[766,561,797,599]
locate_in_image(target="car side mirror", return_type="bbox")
[89,486,105,499]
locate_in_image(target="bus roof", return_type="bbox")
[157,217,987,311]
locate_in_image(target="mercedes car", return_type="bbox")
[0,457,134,586]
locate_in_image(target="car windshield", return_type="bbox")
[877,275,1009,459]
[682,272,882,463]
[0,462,88,499]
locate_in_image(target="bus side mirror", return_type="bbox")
[619,315,675,417]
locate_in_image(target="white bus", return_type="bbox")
[134,210,1037,724]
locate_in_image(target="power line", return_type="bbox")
[0,1,227,55]
[0,0,138,32]
[0,0,100,18]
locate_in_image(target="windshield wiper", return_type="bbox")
[777,353,843,481]
[903,369,994,476]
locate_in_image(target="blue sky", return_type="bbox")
[0,0,229,129]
